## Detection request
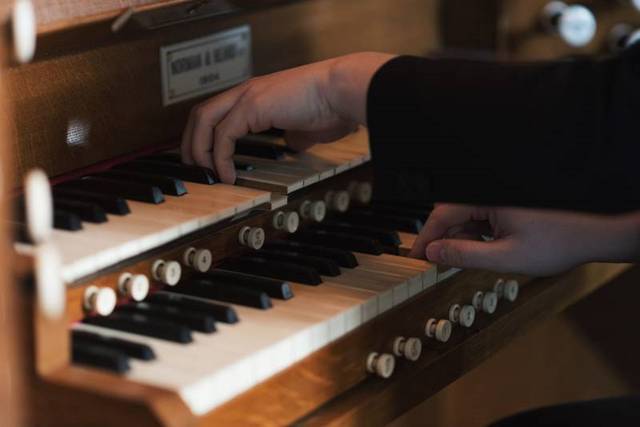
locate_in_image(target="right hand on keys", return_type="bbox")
[410,204,640,276]
[181,52,395,184]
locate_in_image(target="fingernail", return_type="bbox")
[426,241,445,263]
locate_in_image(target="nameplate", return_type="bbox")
[160,25,252,106]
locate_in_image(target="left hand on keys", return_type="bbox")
[410,204,640,276]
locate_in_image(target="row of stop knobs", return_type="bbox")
[83,182,373,316]
[366,279,520,379]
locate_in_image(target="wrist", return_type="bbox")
[581,213,640,263]
[325,52,396,125]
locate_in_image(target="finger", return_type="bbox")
[425,238,515,272]
[409,205,484,259]
[190,84,249,170]
[284,122,358,152]
[212,102,256,184]
[181,106,197,164]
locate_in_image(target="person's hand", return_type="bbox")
[181,52,395,183]
[409,204,640,276]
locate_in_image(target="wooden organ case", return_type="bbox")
[1,1,636,426]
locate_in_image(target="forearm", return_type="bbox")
[581,213,640,264]
[325,52,396,126]
[367,47,640,213]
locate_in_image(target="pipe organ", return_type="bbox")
[0,1,636,426]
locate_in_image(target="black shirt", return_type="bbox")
[367,45,640,213]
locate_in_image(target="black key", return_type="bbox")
[263,240,358,268]
[118,302,216,333]
[115,160,216,185]
[382,245,400,256]
[54,209,82,231]
[141,153,255,172]
[147,291,238,324]
[195,269,293,300]
[312,220,401,246]
[60,177,164,204]
[337,211,423,234]
[220,257,322,285]
[99,170,187,196]
[170,279,272,309]
[235,138,286,160]
[254,249,340,276]
[72,341,130,373]
[52,188,130,215]
[53,198,107,223]
[72,330,155,360]
[293,230,383,255]
[83,312,192,343]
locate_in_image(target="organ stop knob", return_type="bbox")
[84,286,117,316]
[473,290,498,314]
[609,23,640,51]
[238,226,265,249]
[183,247,212,273]
[542,1,597,47]
[152,259,182,286]
[25,169,53,244]
[118,273,150,301]
[366,352,396,378]
[494,278,520,302]
[449,304,476,328]
[272,211,300,233]
[393,336,422,361]
[299,200,326,222]
[324,190,351,212]
[425,318,452,343]
[348,181,373,204]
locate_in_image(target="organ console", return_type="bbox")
[1,1,637,426]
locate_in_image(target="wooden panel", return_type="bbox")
[391,265,640,426]
[297,263,630,426]
[0,41,26,427]
[6,0,440,187]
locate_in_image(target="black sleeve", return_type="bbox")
[366,45,640,213]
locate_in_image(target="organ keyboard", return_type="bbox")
[2,1,634,426]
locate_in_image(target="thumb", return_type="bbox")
[425,238,515,272]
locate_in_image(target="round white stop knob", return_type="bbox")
[324,190,351,213]
[366,352,395,378]
[152,259,182,286]
[393,336,422,361]
[542,2,597,47]
[348,181,373,204]
[272,211,300,233]
[473,291,498,314]
[12,0,36,64]
[238,226,265,249]
[609,24,640,52]
[299,200,326,222]
[183,247,212,272]
[118,273,149,301]
[449,304,476,328]
[25,169,53,244]
[425,318,452,343]
[84,286,117,316]
[503,279,520,302]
